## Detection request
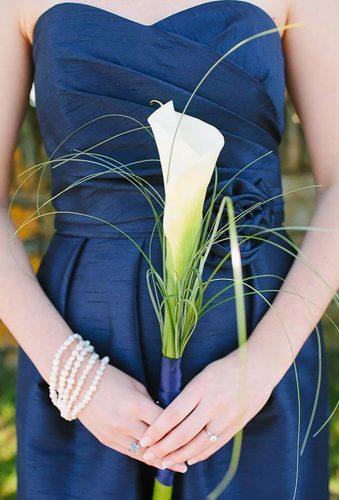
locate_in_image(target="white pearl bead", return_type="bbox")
[49,333,83,412]
[67,355,109,420]
[49,334,110,422]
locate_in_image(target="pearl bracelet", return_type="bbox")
[49,333,81,406]
[49,333,110,422]
[69,355,110,420]
[61,352,99,420]
[58,342,94,411]
[57,339,90,401]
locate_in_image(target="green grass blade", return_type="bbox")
[313,401,339,438]
[167,24,300,183]
[207,196,247,499]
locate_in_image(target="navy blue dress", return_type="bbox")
[16,2,329,498]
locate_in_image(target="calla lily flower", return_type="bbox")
[148,101,225,282]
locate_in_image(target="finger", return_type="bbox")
[111,439,187,473]
[186,431,230,465]
[142,404,209,461]
[119,417,148,439]
[134,379,151,396]
[187,419,245,465]
[136,394,163,425]
[140,385,200,447]
[160,419,229,467]
[124,425,188,473]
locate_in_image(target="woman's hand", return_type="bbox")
[77,362,188,473]
[139,344,280,467]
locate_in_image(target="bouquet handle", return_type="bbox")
[152,356,183,500]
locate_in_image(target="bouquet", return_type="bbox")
[146,100,225,498]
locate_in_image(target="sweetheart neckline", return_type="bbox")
[32,0,279,45]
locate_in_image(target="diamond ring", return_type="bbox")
[205,428,218,443]
[129,441,140,453]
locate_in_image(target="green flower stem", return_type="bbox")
[152,479,173,500]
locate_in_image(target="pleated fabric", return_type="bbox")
[16,2,329,498]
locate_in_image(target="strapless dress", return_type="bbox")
[15,2,329,498]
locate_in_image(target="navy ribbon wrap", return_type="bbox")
[156,356,183,487]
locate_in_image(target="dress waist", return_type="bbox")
[54,215,159,239]
[51,170,285,243]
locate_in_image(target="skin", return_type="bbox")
[0,0,338,475]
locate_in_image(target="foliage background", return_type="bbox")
[0,97,338,499]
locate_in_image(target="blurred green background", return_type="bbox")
[0,96,338,499]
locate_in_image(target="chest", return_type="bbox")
[29,0,288,42]
[82,0,286,26]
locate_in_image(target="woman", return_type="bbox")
[0,0,338,498]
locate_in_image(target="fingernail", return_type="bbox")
[162,460,174,468]
[140,437,152,447]
[143,451,156,461]
[172,464,187,473]
[177,464,188,473]
[187,459,194,465]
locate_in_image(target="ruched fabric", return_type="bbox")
[16,2,329,499]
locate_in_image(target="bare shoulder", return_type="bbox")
[287,0,339,20]
[1,0,20,24]
[16,0,55,44]
[285,0,338,44]
[0,0,26,41]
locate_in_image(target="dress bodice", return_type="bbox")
[32,1,286,242]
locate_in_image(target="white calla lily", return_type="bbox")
[148,101,225,282]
